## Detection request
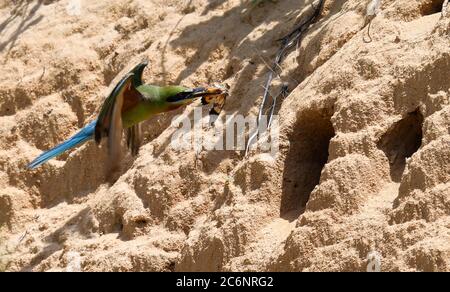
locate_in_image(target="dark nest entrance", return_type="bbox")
[281,111,335,220]
[377,110,423,182]
[420,0,445,16]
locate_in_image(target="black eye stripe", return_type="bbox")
[166,92,193,102]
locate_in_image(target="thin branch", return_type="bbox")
[245,0,325,156]
[363,20,373,43]
[268,83,289,128]
[18,231,28,245]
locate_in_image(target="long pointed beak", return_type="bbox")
[192,87,224,98]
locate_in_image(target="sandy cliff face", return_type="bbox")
[0,0,449,271]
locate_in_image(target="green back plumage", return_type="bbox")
[121,85,189,127]
[137,85,189,102]
[99,60,199,129]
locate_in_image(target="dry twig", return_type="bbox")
[245,0,325,156]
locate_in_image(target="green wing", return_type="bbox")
[126,123,141,156]
[127,60,148,155]
[95,73,143,168]
[96,60,149,157]
[95,73,134,143]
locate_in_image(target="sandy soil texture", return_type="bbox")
[0,0,449,271]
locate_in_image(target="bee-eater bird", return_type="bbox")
[28,61,226,169]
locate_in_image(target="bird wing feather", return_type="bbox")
[95,73,141,142]
[126,124,142,156]
[95,73,142,169]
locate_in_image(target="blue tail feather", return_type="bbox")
[28,120,97,169]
